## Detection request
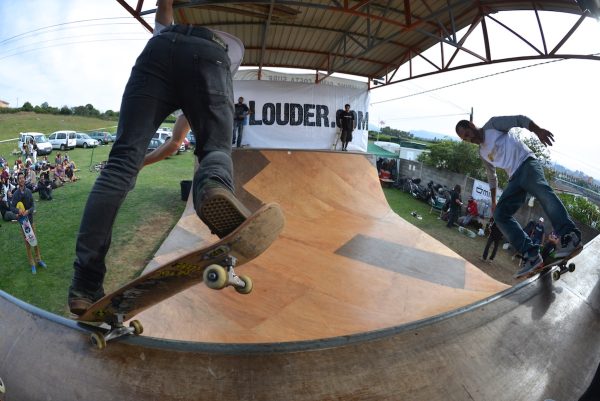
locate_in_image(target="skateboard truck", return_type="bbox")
[86,313,144,350]
[203,256,253,294]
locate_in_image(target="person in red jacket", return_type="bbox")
[458,196,479,227]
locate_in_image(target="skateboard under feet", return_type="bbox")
[77,203,285,349]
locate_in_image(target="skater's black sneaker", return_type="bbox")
[555,231,582,258]
[68,285,105,316]
[513,252,544,279]
[195,179,251,238]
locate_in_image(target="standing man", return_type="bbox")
[232,96,249,148]
[446,184,463,228]
[455,116,582,279]
[67,0,251,315]
[11,172,47,274]
[338,104,355,151]
[530,217,545,246]
[481,217,503,263]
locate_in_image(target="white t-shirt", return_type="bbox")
[479,128,534,179]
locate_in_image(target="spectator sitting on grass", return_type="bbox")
[25,167,38,192]
[458,196,479,227]
[1,176,16,221]
[64,160,78,182]
[54,152,62,166]
[37,171,53,201]
[53,163,67,186]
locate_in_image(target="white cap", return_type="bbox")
[539,217,544,223]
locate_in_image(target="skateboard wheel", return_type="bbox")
[90,332,107,350]
[235,275,253,295]
[552,270,561,281]
[130,320,144,335]
[204,265,227,290]
[568,263,576,273]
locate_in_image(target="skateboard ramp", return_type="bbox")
[137,150,507,342]
[0,149,599,401]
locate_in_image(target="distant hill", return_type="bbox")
[409,129,456,142]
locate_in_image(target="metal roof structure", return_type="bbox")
[117,0,598,87]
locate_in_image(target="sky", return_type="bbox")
[1,1,599,179]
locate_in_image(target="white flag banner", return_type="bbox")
[233,69,370,152]
[472,179,503,202]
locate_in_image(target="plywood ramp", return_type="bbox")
[137,149,508,343]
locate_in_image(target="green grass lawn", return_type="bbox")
[0,140,192,315]
[383,188,517,284]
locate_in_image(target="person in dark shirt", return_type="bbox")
[232,96,249,148]
[530,217,545,246]
[482,218,503,262]
[10,172,47,274]
[446,184,463,228]
[337,104,355,151]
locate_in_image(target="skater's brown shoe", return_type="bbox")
[195,180,251,238]
[68,286,105,316]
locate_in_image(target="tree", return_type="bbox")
[418,139,489,181]
[21,101,34,112]
[558,193,600,228]
[59,105,72,115]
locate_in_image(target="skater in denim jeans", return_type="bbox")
[68,0,251,315]
[456,116,582,279]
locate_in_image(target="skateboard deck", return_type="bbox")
[16,201,37,247]
[77,202,285,348]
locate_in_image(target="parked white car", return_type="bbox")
[18,132,53,156]
[75,133,99,148]
[48,130,77,150]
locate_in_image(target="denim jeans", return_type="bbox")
[493,158,579,257]
[72,26,234,292]
[232,119,244,147]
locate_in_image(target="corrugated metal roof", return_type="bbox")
[124,0,590,83]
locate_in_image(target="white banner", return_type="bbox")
[233,69,370,151]
[472,179,503,202]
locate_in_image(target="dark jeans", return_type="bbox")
[482,237,500,260]
[494,158,580,257]
[580,362,600,401]
[447,208,459,227]
[232,119,244,147]
[72,26,235,292]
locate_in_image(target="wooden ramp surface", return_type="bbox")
[137,149,508,343]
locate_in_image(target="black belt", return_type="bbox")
[160,25,228,51]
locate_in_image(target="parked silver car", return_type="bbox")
[75,133,99,148]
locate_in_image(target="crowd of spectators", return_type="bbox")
[1,150,79,222]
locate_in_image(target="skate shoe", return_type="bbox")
[513,252,544,279]
[195,179,251,238]
[31,265,37,275]
[68,285,105,316]
[38,260,47,269]
[554,231,582,258]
